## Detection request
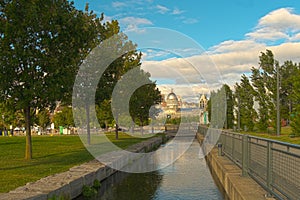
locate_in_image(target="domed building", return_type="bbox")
[165,90,180,117]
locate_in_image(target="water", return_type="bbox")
[90,140,224,200]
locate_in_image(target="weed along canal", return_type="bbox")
[76,140,224,200]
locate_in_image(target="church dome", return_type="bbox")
[167,92,178,101]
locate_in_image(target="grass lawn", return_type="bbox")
[238,126,300,145]
[0,132,159,193]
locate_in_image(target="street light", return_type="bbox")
[276,62,281,136]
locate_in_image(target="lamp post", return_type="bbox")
[237,93,241,132]
[276,63,281,136]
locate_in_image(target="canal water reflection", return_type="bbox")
[92,140,223,199]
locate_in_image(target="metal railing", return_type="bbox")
[198,126,300,200]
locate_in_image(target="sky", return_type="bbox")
[73,0,300,102]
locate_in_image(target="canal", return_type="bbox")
[81,140,224,200]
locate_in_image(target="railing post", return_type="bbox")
[267,141,273,193]
[242,134,249,177]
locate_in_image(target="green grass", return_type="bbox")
[0,132,160,193]
[238,126,300,145]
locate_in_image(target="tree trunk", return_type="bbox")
[85,103,91,145]
[24,106,32,160]
[105,120,108,131]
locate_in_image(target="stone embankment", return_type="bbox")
[196,133,275,200]
[0,136,168,200]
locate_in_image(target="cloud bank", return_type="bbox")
[140,8,300,101]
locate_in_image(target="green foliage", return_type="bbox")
[82,185,97,200]
[207,98,211,123]
[36,109,50,131]
[209,87,226,128]
[48,195,70,200]
[166,117,181,125]
[93,179,101,190]
[279,61,299,120]
[235,75,257,131]
[96,100,113,130]
[222,84,234,129]
[290,69,300,136]
[52,107,74,129]
[0,0,105,159]
[251,50,279,131]
[0,101,16,128]
[130,83,161,127]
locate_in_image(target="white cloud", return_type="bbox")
[137,8,300,101]
[172,8,185,15]
[290,32,300,41]
[141,41,300,99]
[246,8,300,42]
[156,5,170,14]
[112,1,127,8]
[119,17,153,31]
[209,40,266,54]
[182,18,199,24]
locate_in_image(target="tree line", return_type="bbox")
[208,50,300,136]
[0,0,161,159]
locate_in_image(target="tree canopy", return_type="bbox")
[0,0,105,159]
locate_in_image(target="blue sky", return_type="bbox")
[73,0,300,48]
[73,0,300,101]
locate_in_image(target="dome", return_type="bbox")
[167,92,178,101]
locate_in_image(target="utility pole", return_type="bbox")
[238,93,241,132]
[276,63,281,136]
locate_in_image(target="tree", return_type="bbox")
[207,96,212,124]
[96,99,113,130]
[279,61,299,123]
[222,84,234,129]
[251,50,279,132]
[208,88,226,128]
[290,68,300,135]
[36,108,50,132]
[52,106,74,129]
[109,67,161,137]
[234,75,257,131]
[129,82,161,134]
[0,1,102,159]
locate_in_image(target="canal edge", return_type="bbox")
[196,132,276,200]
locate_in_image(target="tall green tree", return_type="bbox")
[129,82,161,134]
[209,88,226,129]
[222,84,234,129]
[279,61,299,122]
[251,50,279,132]
[234,75,257,131]
[290,68,300,135]
[96,99,113,130]
[36,108,50,132]
[0,0,102,159]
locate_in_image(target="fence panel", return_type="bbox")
[197,126,300,200]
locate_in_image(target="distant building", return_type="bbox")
[159,89,181,118]
[199,94,209,125]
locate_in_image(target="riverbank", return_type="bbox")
[0,134,169,200]
[197,133,275,200]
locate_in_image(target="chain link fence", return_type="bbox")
[198,126,300,200]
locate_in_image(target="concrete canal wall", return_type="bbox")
[196,133,275,200]
[0,136,167,200]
